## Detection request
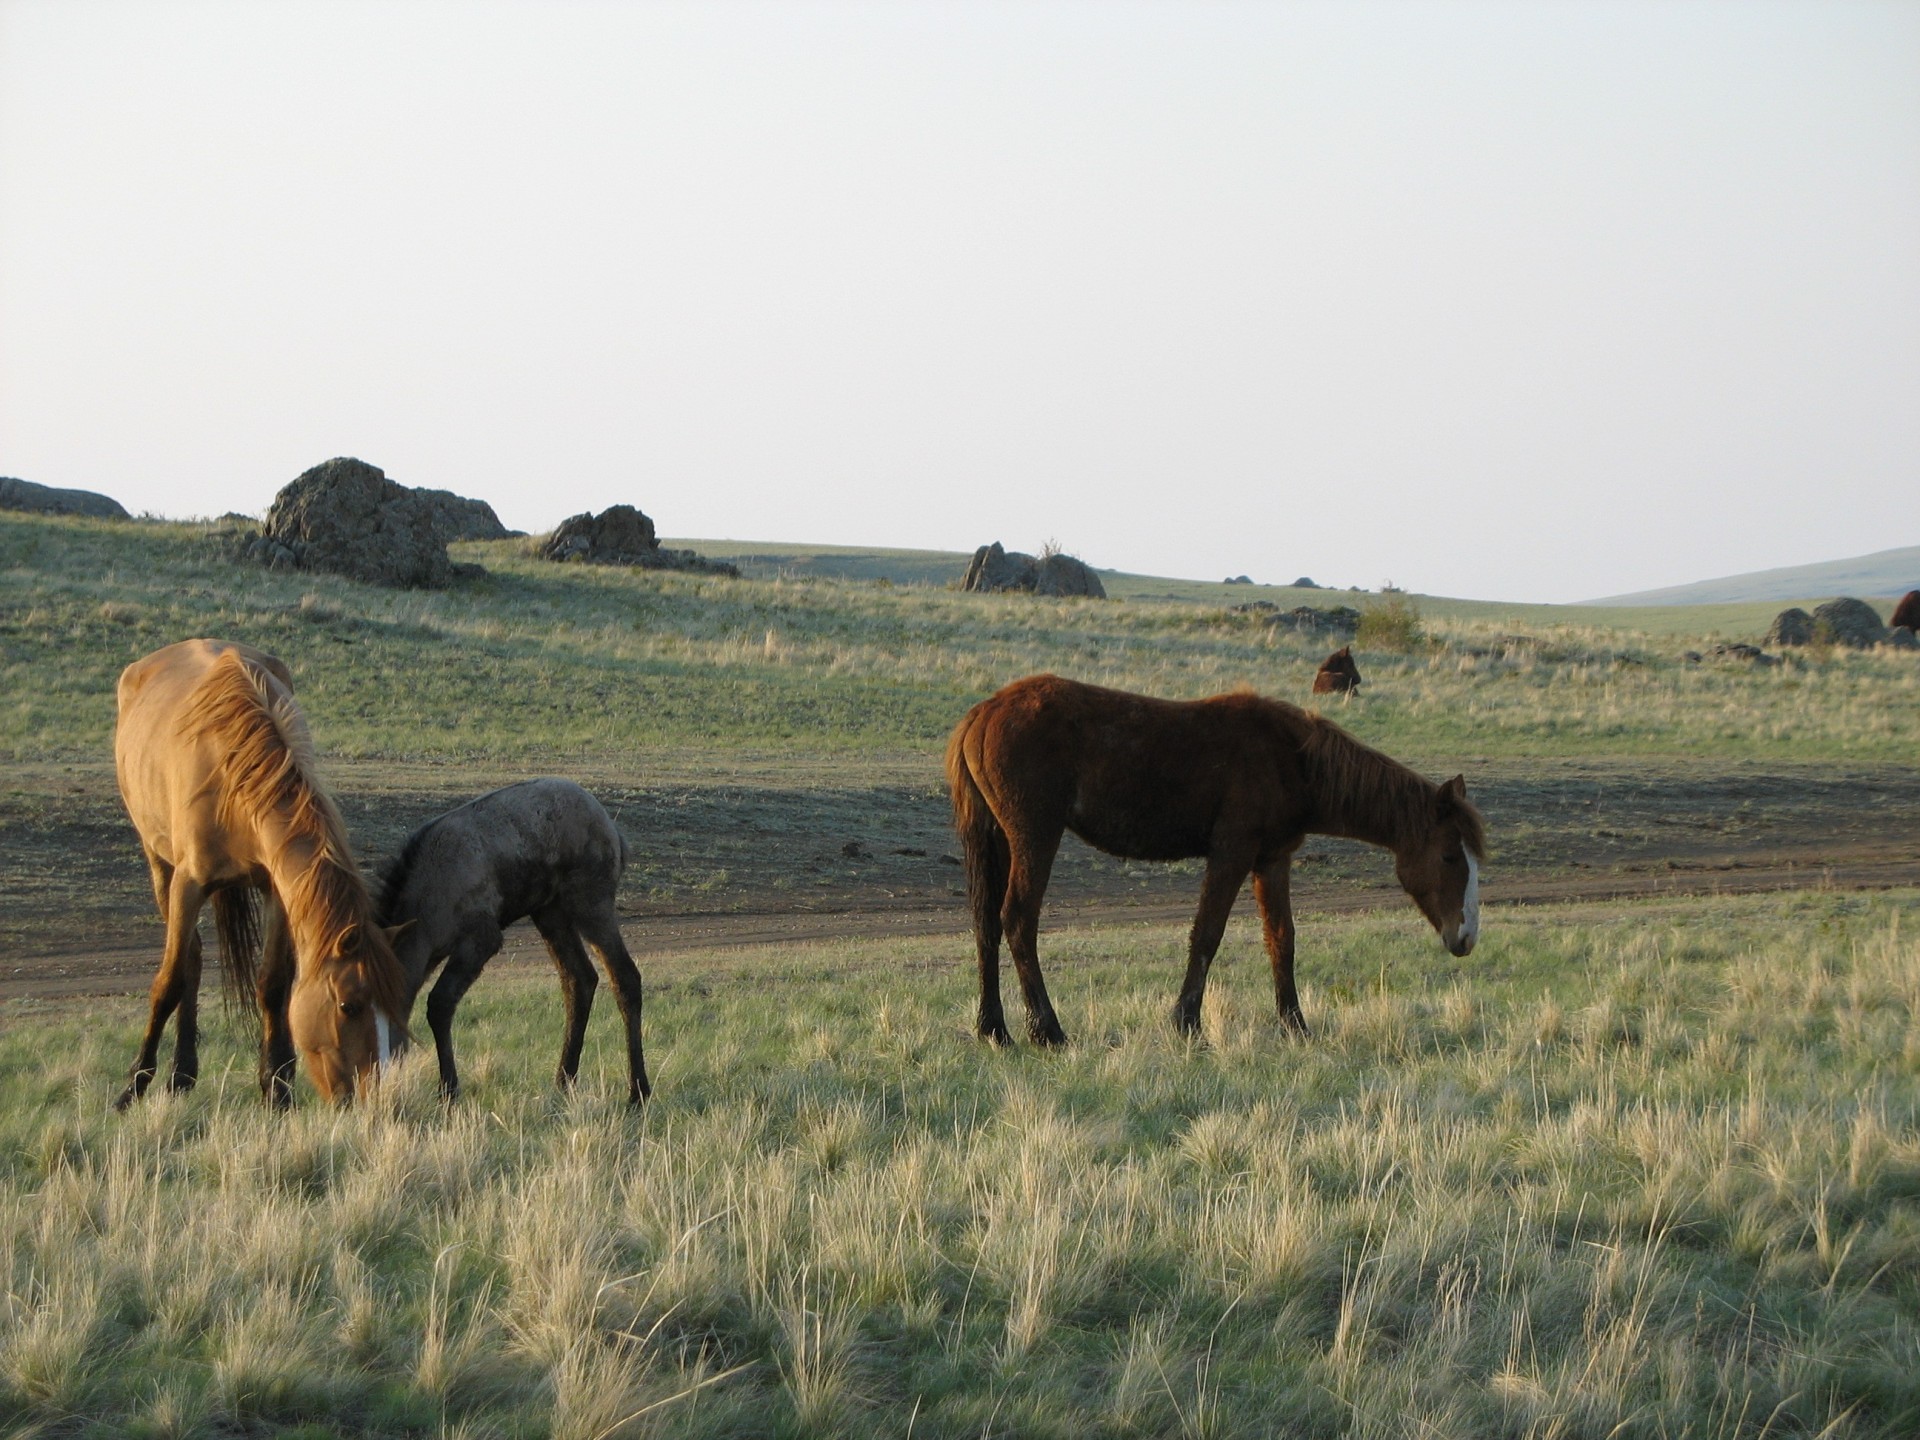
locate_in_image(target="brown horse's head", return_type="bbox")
[1312,645,1362,695]
[289,922,409,1103]
[1393,775,1485,957]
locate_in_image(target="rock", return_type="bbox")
[259,457,458,588]
[1224,574,1253,585]
[0,476,130,519]
[1312,645,1362,694]
[1809,598,1886,648]
[1764,608,1813,647]
[1889,591,1920,632]
[413,488,515,541]
[1291,576,1320,589]
[960,542,1106,599]
[1256,605,1362,635]
[1706,642,1779,666]
[1884,625,1917,651]
[536,505,738,575]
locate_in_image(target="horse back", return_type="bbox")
[114,639,299,873]
[960,675,1313,861]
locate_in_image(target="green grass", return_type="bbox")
[3,890,1918,1437]
[4,512,1916,770]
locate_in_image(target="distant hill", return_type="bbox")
[1588,546,1920,607]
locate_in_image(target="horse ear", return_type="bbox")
[338,922,361,956]
[1436,774,1467,815]
[383,918,418,947]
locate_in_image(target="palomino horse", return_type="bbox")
[947,674,1485,1045]
[376,778,650,1103]
[113,639,409,1107]
[1311,645,1362,695]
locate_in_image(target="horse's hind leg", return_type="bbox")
[1002,823,1067,1047]
[968,821,1014,1045]
[426,926,501,1100]
[576,905,650,1104]
[1172,851,1253,1036]
[1252,856,1308,1036]
[117,861,204,1111]
[532,908,598,1095]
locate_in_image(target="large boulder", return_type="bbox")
[256,458,457,588]
[537,505,738,575]
[961,542,1106,599]
[413,488,514,541]
[0,476,130,519]
[1810,598,1886,648]
[1764,608,1813,646]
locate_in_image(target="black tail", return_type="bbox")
[210,887,263,1011]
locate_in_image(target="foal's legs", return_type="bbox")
[573,904,650,1104]
[1252,856,1309,1035]
[1171,850,1253,1035]
[532,908,599,1094]
[256,897,297,1108]
[117,856,204,1111]
[1001,822,1067,1046]
[425,924,502,1100]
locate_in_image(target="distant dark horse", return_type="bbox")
[376,778,650,1103]
[1892,591,1920,632]
[947,674,1485,1045]
[1312,645,1362,695]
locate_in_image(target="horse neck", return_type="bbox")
[1301,725,1434,855]
[253,805,371,967]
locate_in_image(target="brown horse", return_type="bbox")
[1891,590,1920,632]
[113,639,410,1108]
[1312,645,1362,694]
[947,674,1485,1045]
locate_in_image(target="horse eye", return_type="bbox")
[338,1000,365,1018]
[1444,852,1462,866]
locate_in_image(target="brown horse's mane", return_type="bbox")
[1286,702,1486,858]
[177,651,408,1015]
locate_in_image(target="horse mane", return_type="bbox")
[178,651,409,1016]
[1291,706,1486,858]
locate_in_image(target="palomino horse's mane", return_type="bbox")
[1290,705,1486,858]
[178,651,409,1015]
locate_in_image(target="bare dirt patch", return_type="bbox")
[3,756,1915,1001]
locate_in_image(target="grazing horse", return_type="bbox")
[947,674,1485,1045]
[1891,590,1920,633]
[1312,645,1362,695]
[375,778,650,1103]
[113,639,409,1108]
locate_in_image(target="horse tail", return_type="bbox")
[946,708,1009,934]
[210,886,263,1010]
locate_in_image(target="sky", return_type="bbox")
[1,1,1915,603]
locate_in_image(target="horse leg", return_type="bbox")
[1001,824,1067,1047]
[1252,855,1308,1035]
[425,927,500,1101]
[533,908,598,1094]
[1172,852,1252,1035]
[256,896,297,1109]
[116,859,203,1110]
[969,823,1013,1045]
[576,906,650,1105]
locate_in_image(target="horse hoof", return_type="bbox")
[1030,1027,1069,1049]
[111,1087,139,1113]
[978,1025,1014,1047]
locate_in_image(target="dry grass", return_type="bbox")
[2,890,1917,1436]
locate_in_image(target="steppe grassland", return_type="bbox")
[2,513,1916,768]
[3,892,1919,1437]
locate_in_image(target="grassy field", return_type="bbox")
[4,512,1916,771]
[3,890,1918,1437]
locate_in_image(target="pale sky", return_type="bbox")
[2,1,1915,602]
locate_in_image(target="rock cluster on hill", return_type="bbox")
[0,476,130,519]
[960,542,1106,598]
[217,458,514,587]
[1765,598,1888,649]
[1229,601,1362,635]
[536,505,738,575]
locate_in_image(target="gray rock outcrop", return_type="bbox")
[1809,598,1887,648]
[254,458,458,588]
[537,505,738,575]
[1230,602,1361,635]
[0,476,130,519]
[1764,608,1814,647]
[961,542,1107,599]
[1884,625,1917,651]
[414,488,514,541]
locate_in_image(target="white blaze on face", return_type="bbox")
[375,1010,393,1070]
[1458,853,1481,948]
